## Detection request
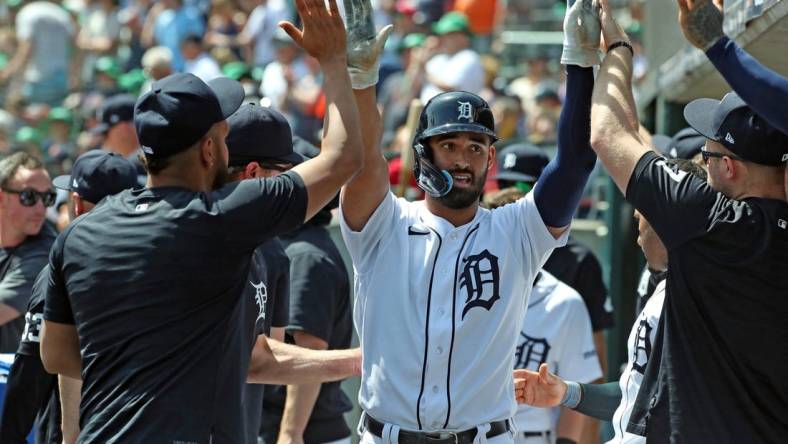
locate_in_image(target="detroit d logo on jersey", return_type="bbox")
[514,333,551,370]
[632,319,652,374]
[460,249,501,319]
[250,280,267,323]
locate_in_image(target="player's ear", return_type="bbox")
[245,162,260,179]
[198,134,215,169]
[488,144,496,170]
[72,193,84,218]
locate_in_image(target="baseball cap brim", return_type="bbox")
[494,170,538,183]
[52,174,73,191]
[420,123,498,143]
[208,77,245,119]
[683,98,720,142]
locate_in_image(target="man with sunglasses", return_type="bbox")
[0,152,56,355]
[0,150,139,444]
[576,1,788,441]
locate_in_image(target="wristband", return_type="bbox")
[607,41,634,57]
[560,381,583,409]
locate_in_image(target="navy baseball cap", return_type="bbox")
[135,73,244,159]
[226,103,307,167]
[92,94,136,134]
[652,127,706,160]
[53,150,139,204]
[684,92,788,166]
[495,143,550,183]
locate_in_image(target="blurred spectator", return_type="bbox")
[0,152,56,353]
[420,11,484,102]
[378,33,426,145]
[510,56,560,118]
[43,107,76,174]
[77,0,121,85]
[0,110,14,155]
[490,95,526,149]
[181,34,223,82]
[260,28,308,110]
[223,61,262,103]
[238,0,290,68]
[0,0,76,106]
[143,0,205,72]
[93,56,123,96]
[141,45,174,92]
[204,0,244,58]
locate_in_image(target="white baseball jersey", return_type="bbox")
[513,271,602,433]
[340,191,566,432]
[608,279,666,444]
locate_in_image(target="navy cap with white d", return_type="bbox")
[53,150,140,204]
[495,143,550,183]
[684,92,788,166]
[226,103,306,167]
[134,73,244,159]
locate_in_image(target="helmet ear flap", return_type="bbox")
[412,141,453,197]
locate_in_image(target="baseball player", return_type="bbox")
[339,0,599,442]
[38,1,363,442]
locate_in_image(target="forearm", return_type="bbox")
[320,59,364,175]
[59,375,82,444]
[247,337,360,385]
[589,47,649,193]
[706,36,788,135]
[565,381,621,421]
[556,407,586,442]
[533,65,598,228]
[278,382,322,439]
[341,87,389,230]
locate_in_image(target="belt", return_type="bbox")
[522,430,551,438]
[364,415,509,444]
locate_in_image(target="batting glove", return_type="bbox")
[561,0,602,67]
[345,0,394,90]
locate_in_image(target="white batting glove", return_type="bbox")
[561,0,602,67]
[345,0,394,89]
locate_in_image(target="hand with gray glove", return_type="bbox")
[561,0,602,67]
[344,0,393,90]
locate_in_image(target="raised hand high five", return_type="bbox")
[344,0,394,89]
[280,0,347,63]
[677,0,725,51]
[561,0,602,67]
[513,363,568,408]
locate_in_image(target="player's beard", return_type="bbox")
[437,166,488,209]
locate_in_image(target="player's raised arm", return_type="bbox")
[283,0,365,221]
[588,0,650,194]
[532,0,601,239]
[340,0,394,232]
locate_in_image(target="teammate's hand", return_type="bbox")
[345,0,393,89]
[598,0,631,51]
[280,0,347,63]
[513,363,567,408]
[561,0,602,67]
[677,0,725,51]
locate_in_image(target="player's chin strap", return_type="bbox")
[413,143,454,198]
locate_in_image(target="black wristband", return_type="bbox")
[607,41,634,56]
[556,438,578,444]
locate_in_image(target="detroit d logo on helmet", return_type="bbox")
[457,101,474,122]
[460,250,501,319]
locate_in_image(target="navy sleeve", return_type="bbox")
[215,171,308,251]
[706,36,788,135]
[43,236,74,325]
[625,151,720,250]
[534,65,598,227]
[286,253,337,342]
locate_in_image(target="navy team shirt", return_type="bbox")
[625,152,788,443]
[44,172,307,444]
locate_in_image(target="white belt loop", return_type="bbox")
[473,422,492,444]
[381,423,401,444]
[356,411,367,437]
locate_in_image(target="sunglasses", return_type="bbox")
[700,148,744,162]
[2,187,57,207]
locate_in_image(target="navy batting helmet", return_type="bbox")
[412,91,498,197]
